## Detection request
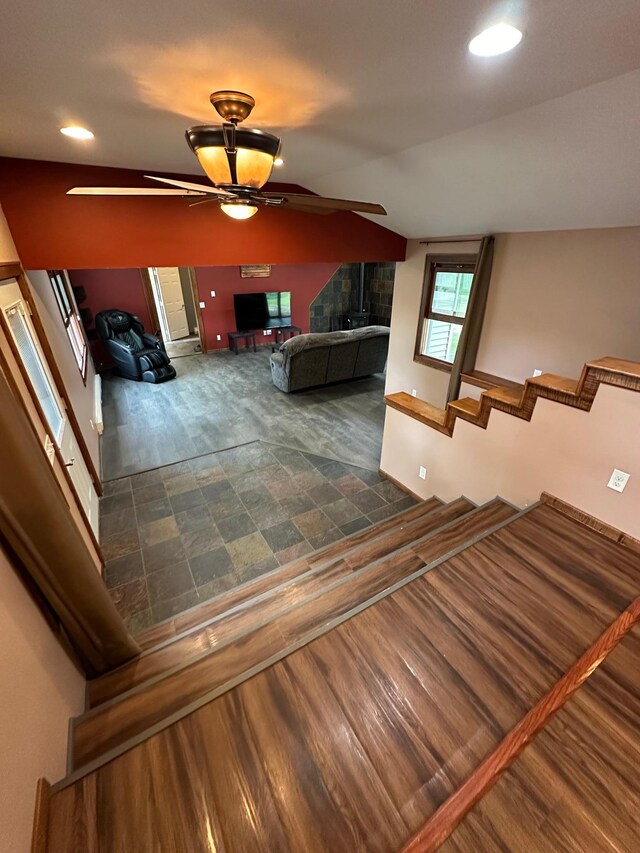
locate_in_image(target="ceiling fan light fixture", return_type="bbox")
[468,23,523,56]
[186,127,281,189]
[220,202,259,220]
[60,125,94,140]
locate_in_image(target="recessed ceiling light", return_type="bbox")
[60,126,95,140]
[274,157,284,167]
[468,23,523,56]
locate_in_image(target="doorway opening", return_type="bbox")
[146,267,205,358]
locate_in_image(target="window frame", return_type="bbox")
[414,253,477,372]
[48,270,88,382]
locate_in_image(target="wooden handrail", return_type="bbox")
[385,357,640,437]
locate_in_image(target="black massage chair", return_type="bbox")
[96,309,176,383]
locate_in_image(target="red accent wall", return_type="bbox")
[0,158,406,269]
[193,264,339,350]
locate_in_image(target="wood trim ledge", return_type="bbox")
[540,492,640,554]
[30,777,50,853]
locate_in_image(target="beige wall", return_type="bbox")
[385,239,480,407]
[0,204,19,264]
[0,545,85,853]
[26,270,100,472]
[477,227,640,382]
[381,382,640,538]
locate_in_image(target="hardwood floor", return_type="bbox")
[47,505,640,851]
[101,349,387,479]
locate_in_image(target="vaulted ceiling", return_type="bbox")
[2,0,640,237]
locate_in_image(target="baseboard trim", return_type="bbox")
[379,468,424,503]
[30,777,50,853]
[541,492,640,554]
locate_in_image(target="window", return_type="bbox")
[415,255,476,370]
[48,270,87,379]
[266,291,291,320]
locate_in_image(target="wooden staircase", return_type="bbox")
[62,493,519,778]
[43,492,640,851]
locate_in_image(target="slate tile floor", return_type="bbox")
[100,441,415,633]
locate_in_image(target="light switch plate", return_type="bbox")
[533,369,543,377]
[607,469,630,492]
[419,466,427,480]
[411,389,417,397]
[216,334,221,341]
[210,291,216,297]
[199,301,205,308]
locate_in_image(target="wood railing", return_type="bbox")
[385,357,640,437]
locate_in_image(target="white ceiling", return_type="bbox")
[1,0,640,237]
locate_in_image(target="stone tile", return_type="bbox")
[229,471,259,494]
[322,498,361,527]
[293,508,334,540]
[152,589,200,622]
[101,507,137,539]
[175,504,212,535]
[393,496,418,512]
[349,468,382,486]
[250,450,278,470]
[262,520,305,553]
[235,555,279,584]
[333,474,368,497]
[319,460,349,481]
[256,463,288,484]
[248,500,289,531]
[340,516,372,536]
[189,546,234,586]
[100,491,134,516]
[275,540,313,566]
[102,527,140,562]
[164,472,199,496]
[200,479,233,503]
[159,461,191,480]
[220,456,254,476]
[142,536,186,573]
[146,561,195,605]
[267,476,302,500]
[302,451,334,468]
[132,482,167,506]
[102,477,131,497]
[109,577,149,619]
[104,550,144,588]
[125,608,154,634]
[270,445,304,465]
[367,503,402,524]
[181,524,223,559]
[351,488,387,514]
[372,480,407,504]
[282,456,314,476]
[307,483,342,507]
[194,465,228,487]
[169,488,205,514]
[279,493,315,519]
[135,497,173,526]
[227,532,272,571]
[207,493,246,522]
[292,469,326,491]
[189,454,224,473]
[240,484,273,511]
[196,572,239,602]
[308,527,343,551]
[217,511,258,543]
[139,516,180,549]
[131,468,163,490]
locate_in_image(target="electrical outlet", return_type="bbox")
[210,290,216,297]
[411,389,417,397]
[607,469,630,492]
[419,466,427,480]
[263,329,272,335]
[216,334,221,341]
[533,369,542,377]
[199,301,205,309]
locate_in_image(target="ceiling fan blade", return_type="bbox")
[145,175,237,198]
[278,202,334,216]
[262,192,387,215]
[67,186,207,196]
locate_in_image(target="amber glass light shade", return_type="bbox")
[186,127,281,189]
[220,203,258,220]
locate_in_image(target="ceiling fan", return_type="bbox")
[67,90,387,221]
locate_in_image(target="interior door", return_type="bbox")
[155,267,189,341]
[0,284,99,534]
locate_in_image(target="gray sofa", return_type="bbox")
[269,326,390,392]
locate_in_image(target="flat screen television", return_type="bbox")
[233,291,292,331]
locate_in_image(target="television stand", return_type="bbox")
[274,325,302,344]
[228,330,257,355]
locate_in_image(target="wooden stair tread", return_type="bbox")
[135,494,444,651]
[89,496,456,708]
[385,354,640,437]
[71,498,516,771]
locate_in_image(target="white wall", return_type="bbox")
[381,383,640,538]
[26,270,100,473]
[0,546,85,853]
[0,204,19,264]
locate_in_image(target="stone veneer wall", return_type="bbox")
[309,262,396,332]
